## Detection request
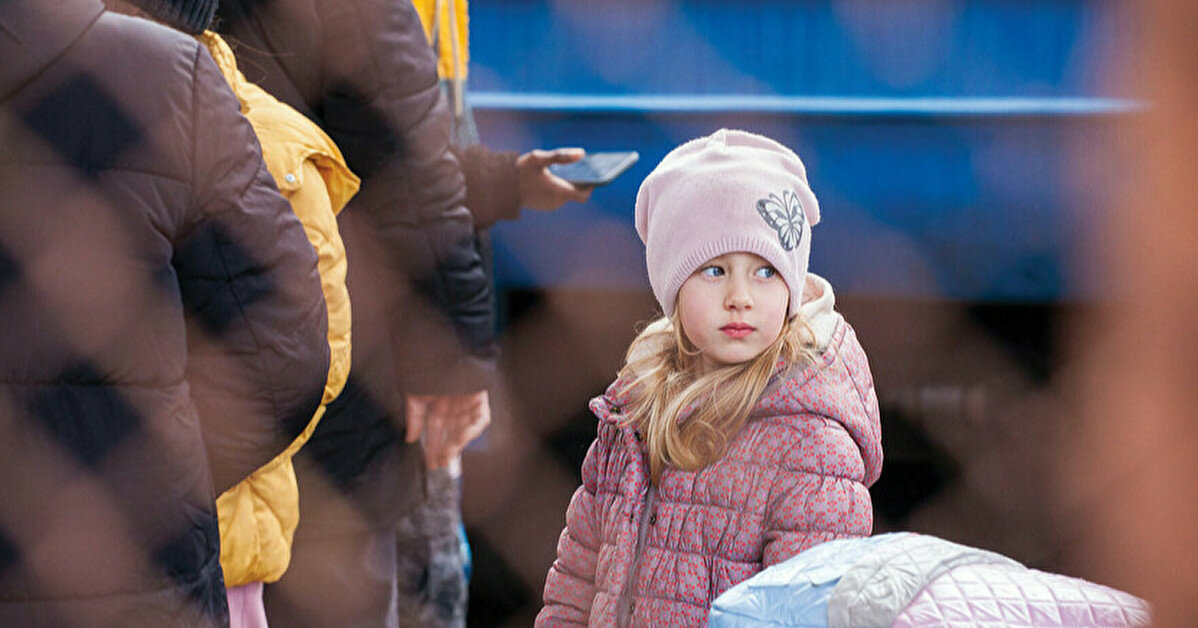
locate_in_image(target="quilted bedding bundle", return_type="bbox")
[709,532,1150,628]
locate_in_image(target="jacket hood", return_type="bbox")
[593,273,882,486]
[799,273,839,353]
[0,0,105,99]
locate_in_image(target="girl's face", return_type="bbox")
[677,252,790,371]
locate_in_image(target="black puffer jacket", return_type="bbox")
[219,0,496,525]
[0,1,328,625]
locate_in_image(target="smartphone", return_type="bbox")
[548,151,639,187]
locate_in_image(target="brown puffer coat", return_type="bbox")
[219,0,495,532]
[0,0,329,625]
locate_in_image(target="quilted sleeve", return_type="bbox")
[760,419,876,568]
[536,437,604,626]
[313,0,495,395]
[452,144,520,229]
[177,43,329,494]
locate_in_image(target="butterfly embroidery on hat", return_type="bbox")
[756,190,806,251]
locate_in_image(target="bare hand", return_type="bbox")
[405,390,491,469]
[517,148,594,211]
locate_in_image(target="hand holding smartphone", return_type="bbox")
[548,151,639,187]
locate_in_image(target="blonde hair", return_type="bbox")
[618,311,817,484]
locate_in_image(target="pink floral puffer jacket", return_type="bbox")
[537,277,884,627]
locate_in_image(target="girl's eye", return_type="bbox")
[755,266,777,278]
[700,266,725,277]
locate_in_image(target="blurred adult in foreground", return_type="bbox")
[218,0,498,623]
[1068,1,1198,626]
[0,0,329,625]
[107,0,364,624]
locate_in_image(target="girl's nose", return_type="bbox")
[725,279,753,310]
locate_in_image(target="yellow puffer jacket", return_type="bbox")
[413,0,470,117]
[412,0,470,82]
[199,32,359,588]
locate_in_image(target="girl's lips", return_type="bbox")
[720,323,755,339]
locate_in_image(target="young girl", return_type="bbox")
[536,129,883,627]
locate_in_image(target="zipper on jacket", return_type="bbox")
[617,482,657,628]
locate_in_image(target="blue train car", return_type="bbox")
[469,0,1133,303]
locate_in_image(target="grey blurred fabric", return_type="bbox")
[395,467,467,627]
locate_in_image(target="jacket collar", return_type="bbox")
[0,0,105,99]
[800,273,841,353]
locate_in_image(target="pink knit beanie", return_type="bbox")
[634,129,821,318]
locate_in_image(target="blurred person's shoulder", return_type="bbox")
[84,7,207,77]
[57,3,216,127]
[65,4,243,176]
[3,0,203,96]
